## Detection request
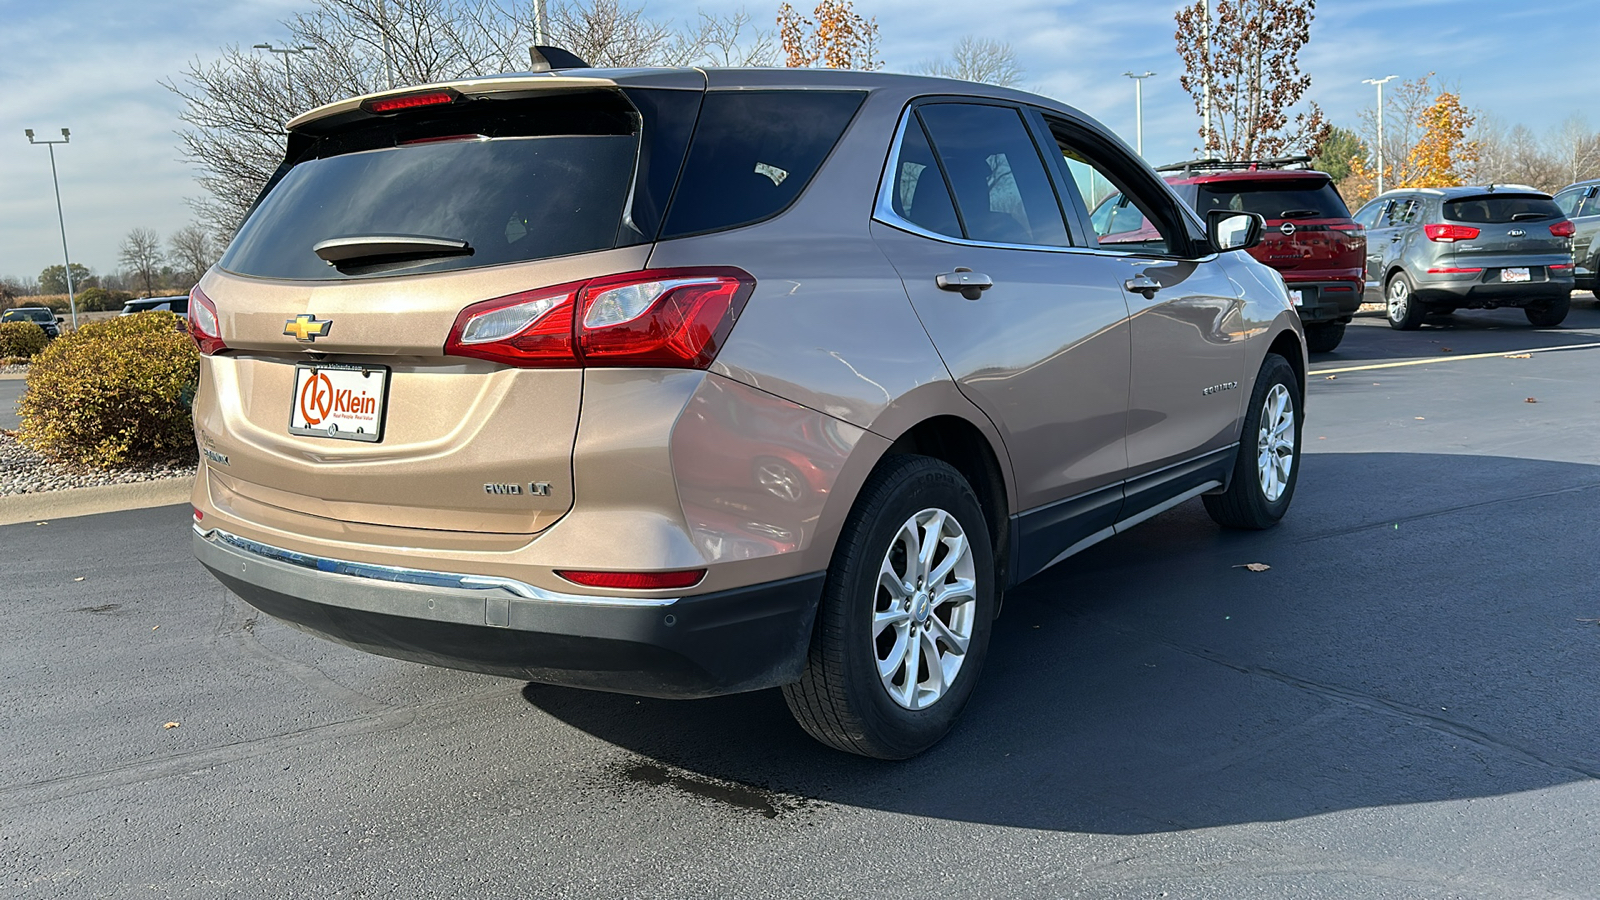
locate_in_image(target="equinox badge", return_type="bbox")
[284,314,332,342]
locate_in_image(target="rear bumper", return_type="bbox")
[194,526,823,699]
[1283,279,1363,323]
[1413,270,1574,307]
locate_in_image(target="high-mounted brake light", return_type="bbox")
[1424,224,1480,243]
[187,285,226,355]
[444,268,755,370]
[1550,220,1576,238]
[556,569,707,590]
[363,89,460,114]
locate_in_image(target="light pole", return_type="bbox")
[1363,75,1398,196]
[1123,71,1156,157]
[24,128,79,329]
[254,42,315,96]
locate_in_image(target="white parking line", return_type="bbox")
[1311,340,1600,375]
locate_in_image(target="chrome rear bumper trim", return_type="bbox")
[193,524,679,608]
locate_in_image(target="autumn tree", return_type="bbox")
[1174,0,1330,159]
[918,37,1022,87]
[778,0,880,70]
[1404,91,1476,188]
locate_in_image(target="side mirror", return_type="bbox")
[55,316,64,324]
[1207,209,1265,252]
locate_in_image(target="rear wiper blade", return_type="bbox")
[313,234,472,266]
[1277,209,1324,219]
[1509,212,1547,222]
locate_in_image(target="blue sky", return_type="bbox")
[1,0,1593,282]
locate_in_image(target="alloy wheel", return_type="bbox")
[1387,277,1410,322]
[872,507,977,710]
[1256,383,1295,502]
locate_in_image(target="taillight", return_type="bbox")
[1550,220,1576,238]
[444,268,755,370]
[556,569,707,590]
[1424,224,1481,242]
[363,89,460,114]
[187,286,225,355]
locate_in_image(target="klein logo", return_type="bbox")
[298,371,376,426]
[284,314,332,342]
[1202,381,1239,396]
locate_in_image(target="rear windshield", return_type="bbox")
[1190,179,1350,220]
[220,91,648,281]
[1444,194,1562,223]
[1,309,51,323]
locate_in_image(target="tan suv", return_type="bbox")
[189,63,1306,759]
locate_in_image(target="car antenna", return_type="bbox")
[527,45,591,72]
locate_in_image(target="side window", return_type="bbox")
[916,104,1071,247]
[1554,189,1583,217]
[1385,198,1419,227]
[1352,201,1384,230]
[886,117,962,239]
[1051,138,1174,255]
[1577,190,1600,219]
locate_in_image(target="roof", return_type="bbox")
[1161,168,1333,185]
[1378,184,1550,200]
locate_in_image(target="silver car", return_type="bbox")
[189,63,1306,758]
[1354,186,1576,329]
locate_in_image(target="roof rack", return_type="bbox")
[1482,183,1540,193]
[1155,155,1314,175]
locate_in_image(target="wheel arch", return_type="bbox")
[880,415,1012,592]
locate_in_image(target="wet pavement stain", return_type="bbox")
[74,603,122,614]
[617,762,804,819]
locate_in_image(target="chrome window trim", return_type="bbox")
[194,525,680,607]
[871,102,1217,264]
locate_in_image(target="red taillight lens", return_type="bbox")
[187,286,225,355]
[1550,220,1576,238]
[444,283,582,368]
[556,569,707,590]
[364,89,460,114]
[1550,263,1575,270]
[1426,267,1484,274]
[1424,224,1481,242]
[444,268,755,370]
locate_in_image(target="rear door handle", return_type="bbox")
[1124,274,1161,299]
[936,268,993,300]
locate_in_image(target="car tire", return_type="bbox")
[1385,271,1426,330]
[1525,294,1570,328]
[1203,353,1302,530]
[782,454,996,759]
[1302,321,1345,353]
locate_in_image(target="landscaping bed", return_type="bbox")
[0,430,195,496]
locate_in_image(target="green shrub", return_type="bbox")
[18,312,199,469]
[0,321,48,358]
[76,287,135,313]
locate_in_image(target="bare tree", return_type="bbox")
[917,37,1023,87]
[1174,0,1329,158]
[168,0,775,239]
[1546,114,1600,189]
[119,228,165,297]
[168,224,220,285]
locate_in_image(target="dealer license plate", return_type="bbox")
[1289,290,1304,307]
[1501,267,1530,283]
[288,363,389,442]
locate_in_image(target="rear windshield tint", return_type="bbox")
[2,309,52,323]
[661,90,865,238]
[1444,194,1562,223]
[219,91,653,281]
[1193,179,1349,220]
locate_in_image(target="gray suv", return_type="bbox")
[1354,186,1575,329]
[1552,178,1600,297]
[189,63,1307,758]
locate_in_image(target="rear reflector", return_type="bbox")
[445,268,755,370]
[364,89,460,114]
[1550,263,1574,270]
[1550,220,1576,237]
[1324,284,1355,291]
[1427,267,1484,274]
[1329,223,1366,233]
[556,569,707,590]
[1424,224,1481,242]
[193,508,204,521]
[187,286,226,355]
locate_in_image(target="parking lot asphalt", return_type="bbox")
[4,302,1600,899]
[1,378,21,431]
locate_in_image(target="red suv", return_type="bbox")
[1092,157,1365,352]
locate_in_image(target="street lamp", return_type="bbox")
[24,127,79,329]
[1123,71,1156,157]
[1363,75,1399,196]
[254,42,315,95]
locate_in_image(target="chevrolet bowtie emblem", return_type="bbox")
[284,314,332,342]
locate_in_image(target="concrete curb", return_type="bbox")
[0,372,27,381]
[0,476,193,526]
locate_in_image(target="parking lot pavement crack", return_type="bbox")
[1090,618,1600,782]
[1291,479,1600,544]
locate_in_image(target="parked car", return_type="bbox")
[1352,186,1575,329]
[1553,178,1600,298]
[119,294,190,316]
[1091,156,1363,352]
[188,61,1306,759]
[0,306,63,339]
